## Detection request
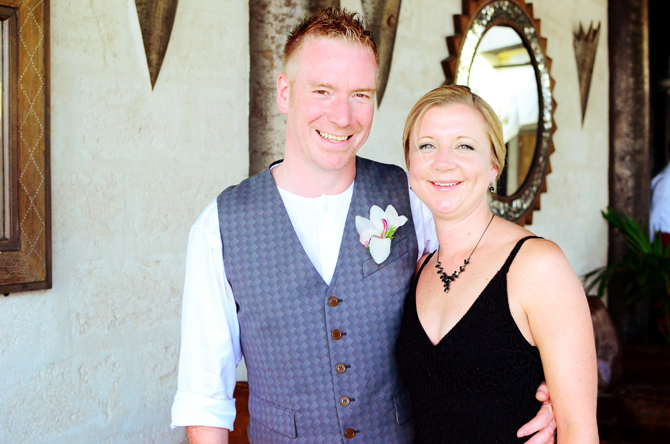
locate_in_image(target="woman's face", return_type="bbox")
[408,104,498,221]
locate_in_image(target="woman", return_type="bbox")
[395,85,598,443]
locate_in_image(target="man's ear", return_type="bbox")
[277,73,290,114]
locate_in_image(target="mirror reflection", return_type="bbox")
[467,26,539,197]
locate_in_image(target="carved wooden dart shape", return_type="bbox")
[573,22,600,125]
[135,0,179,89]
[361,0,402,106]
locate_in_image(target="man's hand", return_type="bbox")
[186,426,229,444]
[516,382,556,444]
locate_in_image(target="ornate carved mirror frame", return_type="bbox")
[442,0,556,225]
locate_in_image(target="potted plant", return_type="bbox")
[585,207,670,344]
[585,208,670,441]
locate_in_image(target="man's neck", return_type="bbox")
[271,157,356,198]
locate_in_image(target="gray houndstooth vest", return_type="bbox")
[217,157,417,443]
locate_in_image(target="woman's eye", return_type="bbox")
[458,144,475,151]
[418,143,435,151]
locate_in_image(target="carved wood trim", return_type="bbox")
[0,0,51,295]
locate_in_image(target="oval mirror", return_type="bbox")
[468,26,538,197]
[442,0,556,225]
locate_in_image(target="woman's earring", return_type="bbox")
[489,183,495,193]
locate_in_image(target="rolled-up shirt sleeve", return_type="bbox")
[171,200,242,430]
[408,173,438,258]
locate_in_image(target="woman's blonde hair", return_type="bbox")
[402,85,506,175]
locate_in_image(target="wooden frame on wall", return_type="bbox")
[0,0,51,295]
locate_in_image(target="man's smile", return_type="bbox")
[317,130,352,142]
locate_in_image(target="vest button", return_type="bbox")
[331,329,343,340]
[335,363,347,374]
[344,428,356,439]
[339,396,351,407]
[327,296,339,307]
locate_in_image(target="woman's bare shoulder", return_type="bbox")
[513,236,568,270]
[507,233,583,308]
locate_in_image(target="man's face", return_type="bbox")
[277,37,377,174]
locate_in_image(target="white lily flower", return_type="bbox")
[355,204,408,264]
[369,205,388,233]
[384,205,408,230]
[355,215,381,246]
[369,237,392,264]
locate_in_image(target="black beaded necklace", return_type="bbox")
[435,214,495,293]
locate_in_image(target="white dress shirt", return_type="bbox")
[650,163,670,238]
[171,176,436,430]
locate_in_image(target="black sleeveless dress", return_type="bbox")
[395,236,545,443]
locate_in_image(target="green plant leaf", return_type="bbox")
[584,207,670,344]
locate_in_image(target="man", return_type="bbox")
[171,8,556,443]
[650,161,670,247]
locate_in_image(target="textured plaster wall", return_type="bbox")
[357,0,609,278]
[0,0,248,443]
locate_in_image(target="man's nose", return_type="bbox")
[328,96,352,128]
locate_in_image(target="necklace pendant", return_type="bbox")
[434,214,495,296]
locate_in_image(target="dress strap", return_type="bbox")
[500,236,542,273]
[416,251,437,280]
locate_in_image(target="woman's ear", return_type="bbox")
[490,163,500,184]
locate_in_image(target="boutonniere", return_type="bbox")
[355,205,408,264]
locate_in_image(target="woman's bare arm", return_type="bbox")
[510,239,598,444]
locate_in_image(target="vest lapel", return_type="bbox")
[330,158,376,287]
[259,168,329,286]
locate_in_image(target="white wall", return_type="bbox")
[0,0,608,442]
[0,1,248,442]
[520,0,609,278]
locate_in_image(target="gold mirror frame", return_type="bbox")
[442,0,556,225]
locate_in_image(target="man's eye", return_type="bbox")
[315,90,328,95]
[355,93,370,99]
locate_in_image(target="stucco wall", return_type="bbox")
[0,0,248,442]
[358,0,609,278]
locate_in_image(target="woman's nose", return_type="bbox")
[432,146,455,170]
